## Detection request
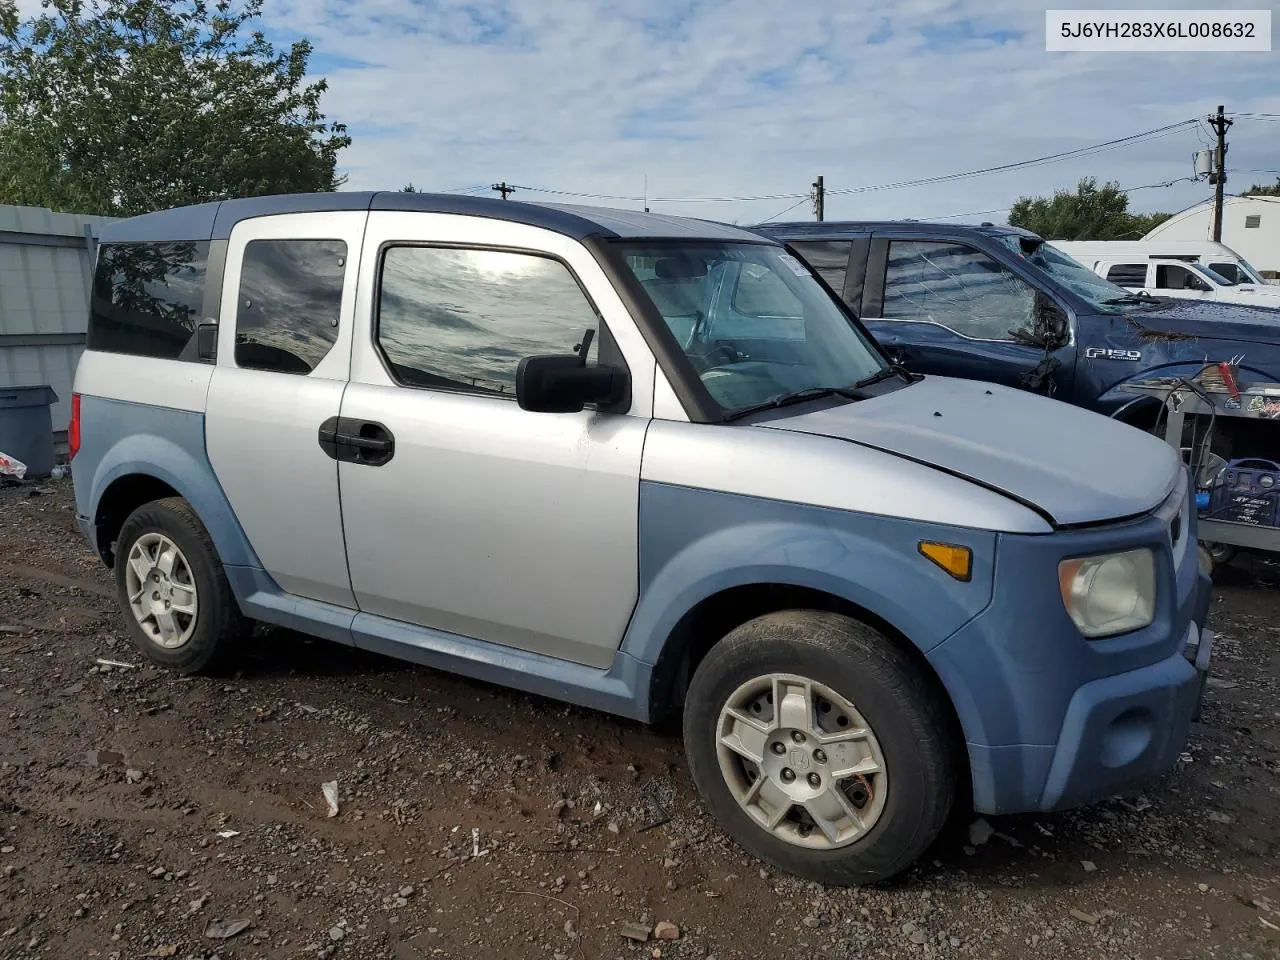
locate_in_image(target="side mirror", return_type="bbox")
[1034,292,1070,349]
[196,321,218,361]
[516,356,628,413]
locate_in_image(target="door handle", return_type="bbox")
[333,432,392,453]
[318,417,395,466]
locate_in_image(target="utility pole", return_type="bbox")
[491,181,515,200]
[1207,105,1232,242]
[812,175,825,222]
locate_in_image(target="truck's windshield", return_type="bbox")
[616,241,888,416]
[995,235,1155,315]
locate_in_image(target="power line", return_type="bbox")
[822,120,1199,199]
[1121,176,1196,193]
[510,119,1201,205]
[757,196,813,224]
[917,207,1010,221]
[914,176,1196,224]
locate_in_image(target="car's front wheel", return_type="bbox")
[683,610,958,886]
[114,496,250,673]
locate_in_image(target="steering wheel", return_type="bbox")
[690,342,741,369]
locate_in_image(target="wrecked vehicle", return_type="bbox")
[71,193,1211,885]
[756,220,1280,451]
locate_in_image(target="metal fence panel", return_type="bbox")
[0,203,116,451]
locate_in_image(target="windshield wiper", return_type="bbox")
[853,367,902,388]
[723,385,865,422]
[1101,294,1153,306]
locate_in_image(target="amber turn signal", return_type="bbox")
[918,541,972,581]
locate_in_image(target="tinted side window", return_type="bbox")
[788,240,851,294]
[1209,262,1242,283]
[377,246,600,397]
[88,241,209,360]
[883,241,1035,341]
[1105,263,1148,287]
[234,239,346,374]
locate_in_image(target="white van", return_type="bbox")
[1050,240,1271,287]
[1083,256,1280,309]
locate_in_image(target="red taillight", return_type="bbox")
[69,393,82,460]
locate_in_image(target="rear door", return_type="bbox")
[335,211,653,668]
[204,212,366,607]
[861,235,1076,393]
[1099,261,1150,292]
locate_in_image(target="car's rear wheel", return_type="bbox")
[114,497,249,673]
[683,610,958,886]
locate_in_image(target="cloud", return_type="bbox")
[260,0,1280,225]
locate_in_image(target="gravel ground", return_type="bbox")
[0,478,1277,960]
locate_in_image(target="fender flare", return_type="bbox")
[621,516,996,723]
[89,432,260,568]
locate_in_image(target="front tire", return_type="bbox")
[114,496,249,673]
[683,610,958,886]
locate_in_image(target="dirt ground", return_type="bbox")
[0,478,1277,960]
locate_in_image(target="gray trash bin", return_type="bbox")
[0,385,59,480]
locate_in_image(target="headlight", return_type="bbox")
[1058,548,1156,638]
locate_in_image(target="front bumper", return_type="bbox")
[929,483,1214,815]
[1037,616,1212,810]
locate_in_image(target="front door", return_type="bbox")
[1153,262,1213,301]
[863,237,1076,395]
[204,211,367,607]
[337,212,654,669]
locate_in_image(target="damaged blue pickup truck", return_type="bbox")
[758,221,1280,464]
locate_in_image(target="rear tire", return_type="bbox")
[114,496,250,673]
[683,610,958,886]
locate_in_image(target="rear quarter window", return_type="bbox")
[87,241,210,360]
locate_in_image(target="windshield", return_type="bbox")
[616,241,888,416]
[994,235,1153,314]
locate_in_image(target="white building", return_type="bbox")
[1143,195,1280,280]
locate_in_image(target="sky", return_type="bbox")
[52,0,1280,225]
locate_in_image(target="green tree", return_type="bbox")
[1244,177,1280,197]
[1008,177,1171,240]
[0,0,350,216]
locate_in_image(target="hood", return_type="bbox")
[1130,298,1280,346]
[762,377,1181,527]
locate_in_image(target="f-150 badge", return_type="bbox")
[1084,347,1141,361]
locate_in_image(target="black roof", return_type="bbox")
[754,220,1042,242]
[98,191,766,244]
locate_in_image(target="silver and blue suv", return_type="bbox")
[69,192,1213,885]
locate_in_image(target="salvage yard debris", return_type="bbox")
[0,452,27,480]
[204,917,252,939]
[321,780,340,817]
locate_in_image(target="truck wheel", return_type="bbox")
[683,610,958,886]
[114,496,250,673]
